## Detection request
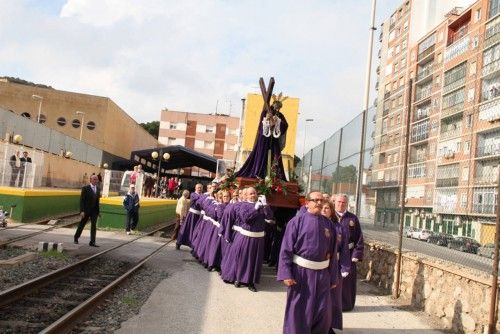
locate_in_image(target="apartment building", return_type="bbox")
[158,109,239,177]
[374,0,499,244]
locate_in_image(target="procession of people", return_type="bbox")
[173,180,363,334]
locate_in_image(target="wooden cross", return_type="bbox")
[259,77,275,115]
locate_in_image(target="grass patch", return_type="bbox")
[122,295,139,307]
[39,250,66,259]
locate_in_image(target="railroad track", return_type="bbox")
[0,221,175,333]
[0,214,85,247]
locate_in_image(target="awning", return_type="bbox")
[127,145,217,174]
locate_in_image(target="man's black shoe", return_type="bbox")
[74,239,78,244]
[175,244,180,250]
[248,284,257,292]
[89,243,99,247]
[234,281,241,288]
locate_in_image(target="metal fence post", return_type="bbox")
[394,79,413,299]
[488,171,500,334]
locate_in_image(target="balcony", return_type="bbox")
[482,59,500,79]
[472,203,496,215]
[441,102,464,118]
[444,36,469,62]
[384,91,391,100]
[484,18,500,49]
[370,180,399,188]
[416,64,435,83]
[415,86,432,102]
[407,162,427,178]
[436,177,459,187]
[443,77,466,94]
[440,128,462,140]
[475,174,498,185]
[479,98,500,122]
[411,131,429,143]
[418,45,435,63]
[477,143,500,158]
[414,108,430,122]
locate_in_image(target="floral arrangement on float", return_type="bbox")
[254,155,289,195]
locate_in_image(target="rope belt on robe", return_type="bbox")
[348,242,354,249]
[292,254,330,270]
[232,225,265,238]
[189,208,201,215]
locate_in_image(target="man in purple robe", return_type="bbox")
[230,187,271,292]
[236,98,288,180]
[219,188,247,283]
[277,191,339,334]
[176,183,203,250]
[334,193,364,312]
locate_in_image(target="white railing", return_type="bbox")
[444,36,469,62]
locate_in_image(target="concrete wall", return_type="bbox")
[358,240,499,333]
[0,80,158,160]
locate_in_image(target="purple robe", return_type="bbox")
[219,202,242,282]
[338,211,364,312]
[196,201,219,265]
[230,202,272,285]
[277,212,339,334]
[206,202,228,268]
[190,194,212,256]
[331,220,351,330]
[236,108,288,180]
[176,192,203,248]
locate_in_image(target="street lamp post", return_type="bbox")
[151,150,171,197]
[31,95,43,123]
[75,111,85,141]
[301,118,314,177]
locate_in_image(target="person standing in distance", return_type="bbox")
[123,184,140,235]
[74,174,101,247]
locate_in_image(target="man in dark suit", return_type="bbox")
[74,174,101,247]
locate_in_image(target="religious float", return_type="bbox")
[230,77,302,209]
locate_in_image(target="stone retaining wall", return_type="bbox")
[358,240,499,334]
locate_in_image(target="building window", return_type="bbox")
[490,0,500,19]
[462,166,469,181]
[475,8,482,22]
[57,117,66,126]
[206,126,214,133]
[461,193,468,208]
[470,62,477,75]
[464,141,471,154]
[169,123,177,130]
[87,121,96,130]
[204,141,214,149]
[21,112,31,118]
[167,137,176,145]
[466,114,473,128]
[71,119,81,128]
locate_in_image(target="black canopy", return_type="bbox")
[126,145,217,174]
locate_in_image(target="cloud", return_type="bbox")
[0,0,402,155]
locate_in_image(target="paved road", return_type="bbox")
[362,224,494,274]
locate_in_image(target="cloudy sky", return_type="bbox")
[0,0,401,155]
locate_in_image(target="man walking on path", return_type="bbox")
[74,174,101,247]
[334,193,364,312]
[278,191,339,334]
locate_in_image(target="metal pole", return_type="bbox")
[334,128,344,194]
[301,119,313,179]
[37,100,42,124]
[487,170,500,334]
[157,150,162,197]
[79,113,84,141]
[393,78,413,299]
[355,0,377,216]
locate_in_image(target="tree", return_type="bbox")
[140,121,159,139]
